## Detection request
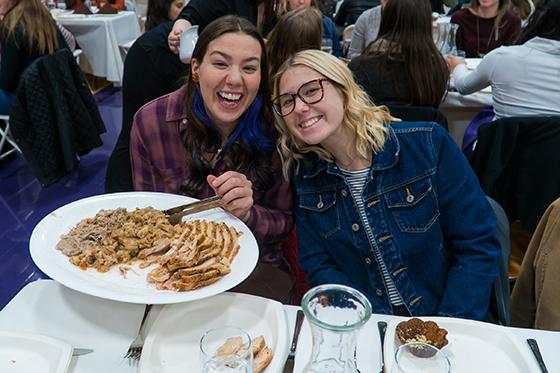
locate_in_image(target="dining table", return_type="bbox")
[0,279,559,373]
[53,11,141,85]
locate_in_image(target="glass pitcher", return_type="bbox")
[301,284,372,373]
[436,23,459,55]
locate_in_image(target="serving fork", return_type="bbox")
[163,195,222,224]
[124,304,152,363]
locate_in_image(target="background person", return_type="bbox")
[349,0,448,108]
[145,0,186,31]
[276,0,342,57]
[266,6,323,77]
[347,0,388,59]
[448,0,560,119]
[272,49,501,319]
[167,0,279,54]
[131,16,294,302]
[0,0,69,115]
[451,0,522,57]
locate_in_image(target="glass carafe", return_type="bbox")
[301,284,372,373]
[436,23,459,55]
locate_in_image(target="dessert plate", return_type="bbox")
[384,317,540,373]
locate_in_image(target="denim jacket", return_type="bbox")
[295,122,501,320]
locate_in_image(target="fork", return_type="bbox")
[124,304,152,363]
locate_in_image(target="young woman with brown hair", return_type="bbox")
[451,0,522,57]
[266,6,323,77]
[0,0,68,114]
[348,0,449,108]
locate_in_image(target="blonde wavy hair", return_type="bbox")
[272,50,397,178]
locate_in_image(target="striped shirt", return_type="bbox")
[341,167,404,306]
[129,85,294,265]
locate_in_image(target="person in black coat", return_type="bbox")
[105,21,188,192]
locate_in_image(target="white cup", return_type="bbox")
[179,25,199,64]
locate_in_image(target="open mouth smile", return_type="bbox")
[299,116,322,129]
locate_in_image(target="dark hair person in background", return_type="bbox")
[131,16,294,301]
[451,0,521,58]
[105,21,189,192]
[0,0,68,115]
[167,0,279,54]
[145,0,186,31]
[276,0,341,57]
[348,0,448,108]
[267,6,323,77]
[448,0,560,119]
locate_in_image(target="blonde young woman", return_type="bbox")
[451,0,522,57]
[0,0,68,114]
[272,49,501,319]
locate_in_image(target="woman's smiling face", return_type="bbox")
[191,32,262,135]
[277,65,346,149]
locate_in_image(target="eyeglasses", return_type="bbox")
[272,78,329,117]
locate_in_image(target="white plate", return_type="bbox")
[29,192,258,304]
[384,317,540,373]
[139,292,290,373]
[0,332,72,373]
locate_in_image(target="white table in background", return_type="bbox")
[1,280,559,373]
[54,11,141,85]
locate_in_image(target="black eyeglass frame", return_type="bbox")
[272,78,330,117]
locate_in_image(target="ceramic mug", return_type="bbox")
[179,25,199,63]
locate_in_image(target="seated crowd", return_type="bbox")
[3,0,559,328]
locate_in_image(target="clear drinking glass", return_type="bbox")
[393,342,451,373]
[199,326,253,373]
[301,284,372,373]
[321,38,333,54]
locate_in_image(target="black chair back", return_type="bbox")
[384,103,449,130]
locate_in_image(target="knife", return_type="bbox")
[283,309,304,373]
[377,321,387,373]
[73,348,94,356]
[527,338,549,373]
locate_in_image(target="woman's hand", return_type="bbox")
[447,54,466,72]
[207,172,253,222]
[168,19,191,54]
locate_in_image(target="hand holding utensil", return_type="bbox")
[527,338,549,373]
[283,309,304,373]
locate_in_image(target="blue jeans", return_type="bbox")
[0,89,15,115]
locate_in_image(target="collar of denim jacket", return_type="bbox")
[299,124,400,178]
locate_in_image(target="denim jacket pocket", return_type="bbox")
[384,177,440,233]
[298,190,340,238]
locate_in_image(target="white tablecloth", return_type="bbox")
[0,280,559,373]
[55,11,141,84]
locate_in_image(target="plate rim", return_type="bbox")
[139,292,291,373]
[383,316,538,373]
[0,331,73,373]
[29,191,259,305]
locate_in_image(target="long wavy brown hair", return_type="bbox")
[180,15,276,196]
[1,0,59,54]
[361,0,448,107]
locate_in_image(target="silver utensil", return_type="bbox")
[527,338,549,373]
[377,321,387,373]
[163,195,222,224]
[283,309,304,373]
[72,348,94,356]
[123,304,152,363]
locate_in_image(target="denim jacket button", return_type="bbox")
[351,223,360,232]
[406,194,415,203]
[341,189,348,197]
[375,289,383,297]
[316,201,324,208]
[364,257,372,265]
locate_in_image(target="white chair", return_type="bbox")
[0,115,22,160]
